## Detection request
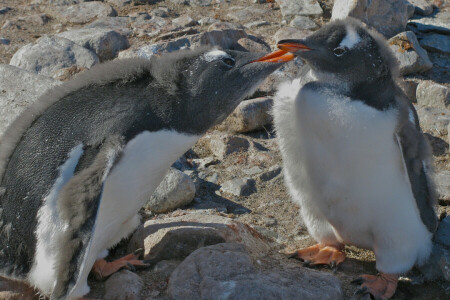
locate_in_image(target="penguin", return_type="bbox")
[0,47,294,299]
[268,18,438,300]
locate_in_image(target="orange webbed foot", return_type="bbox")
[352,273,398,300]
[91,248,153,280]
[288,244,346,271]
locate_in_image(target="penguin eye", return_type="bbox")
[333,47,347,56]
[222,57,235,67]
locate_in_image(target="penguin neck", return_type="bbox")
[348,75,397,111]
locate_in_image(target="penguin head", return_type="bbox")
[150,47,292,129]
[277,18,398,84]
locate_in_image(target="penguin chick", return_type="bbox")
[0,47,292,299]
[272,18,437,300]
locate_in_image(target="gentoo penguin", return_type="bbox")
[269,18,438,300]
[0,47,293,299]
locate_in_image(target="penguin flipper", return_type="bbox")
[51,135,125,300]
[395,122,438,234]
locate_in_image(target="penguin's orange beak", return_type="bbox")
[277,40,312,52]
[251,49,295,63]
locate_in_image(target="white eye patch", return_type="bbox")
[339,25,361,49]
[203,49,231,62]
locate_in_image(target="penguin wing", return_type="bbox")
[395,109,438,234]
[51,135,124,299]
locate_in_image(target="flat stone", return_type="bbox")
[407,10,450,35]
[435,171,450,202]
[435,215,450,247]
[145,168,196,213]
[0,38,10,45]
[172,15,197,27]
[220,177,256,196]
[388,31,432,75]
[418,242,449,281]
[168,243,343,300]
[215,97,274,133]
[399,79,419,102]
[104,270,143,300]
[273,27,312,43]
[55,2,117,24]
[0,65,61,137]
[0,7,11,15]
[290,15,319,30]
[57,28,129,61]
[190,0,213,6]
[407,0,434,16]
[106,0,132,7]
[208,132,250,159]
[332,0,410,38]
[237,37,270,52]
[127,210,269,261]
[198,17,217,26]
[416,80,449,109]
[259,165,282,182]
[242,166,263,176]
[419,33,450,54]
[416,106,450,135]
[276,0,323,20]
[244,20,270,28]
[227,7,267,22]
[84,17,131,35]
[151,7,170,18]
[10,36,99,78]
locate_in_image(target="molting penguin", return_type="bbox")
[270,18,438,300]
[0,47,293,299]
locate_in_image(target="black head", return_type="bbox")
[278,18,398,84]
[149,47,290,132]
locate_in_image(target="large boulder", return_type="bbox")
[54,2,117,24]
[276,0,323,20]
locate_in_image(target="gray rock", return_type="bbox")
[259,165,282,182]
[190,0,213,6]
[407,0,434,16]
[168,243,343,300]
[151,7,170,18]
[192,157,220,169]
[399,79,419,102]
[55,2,117,24]
[172,15,197,27]
[237,38,271,52]
[388,31,433,75]
[215,97,273,133]
[127,210,269,261]
[106,0,132,7]
[227,7,267,22]
[0,7,11,15]
[273,27,312,43]
[332,0,410,38]
[416,80,449,109]
[0,38,10,45]
[407,10,450,35]
[419,33,450,54]
[0,65,60,137]
[290,15,319,30]
[418,242,449,281]
[104,270,143,300]
[276,0,323,20]
[193,28,248,49]
[220,177,256,196]
[244,20,270,28]
[416,106,450,134]
[198,17,217,26]
[84,17,131,34]
[57,28,129,61]
[208,132,250,159]
[435,216,450,247]
[10,36,99,78]
[145,168,196,213]
[435,171,450,202]
[242,166,262,176]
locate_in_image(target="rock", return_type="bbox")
[399,79,419,102]
[172,15,197,27]
[435,216,450,247]
[106,0,132,7]
[227,7,267,22]
[419,34,450,54]
[190,0,213,6]
[118,37,191,59]
[244,20,270,28]
[10,36,99,78]
[435,171,450,202]
[127,210,269,261]
[237,38,270,52]
[416,81,449,109]
[0,65,60,136]
[26,13,51,25]
[332,0,410,38]
[273,27,312,43]
[168,243,343,300]
[198,17,217,26]
[388,31,432,75]
[220,177,256,196]
[151,7,170,18]
[276,0,323,20]
[448,122,450,145]
[145,168,196,213]
[407,0,434,15]
[104,270,143,300]
[259,165,282,181]
[416,106,450,134]
[215,98,273,133]
[84,17,131,35]
[55,2,117,24]
[290,15,319,30]
[418,242,449,281]
[208,132,250,159]
[0,7,11,15]
[407,10,450,35]
[0,38,10,45]
[242,166,262,176]
[57,28,129,61]
[193,28,248,49]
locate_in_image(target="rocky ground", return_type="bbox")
[0,0,449,299]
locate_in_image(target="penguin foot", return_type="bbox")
[91,249,153,280]
[352,273,398,300]
[288,244,345,270]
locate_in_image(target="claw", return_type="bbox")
[352,273,398,300]
[126,262,136,272]
[133,248,144,257]
[303,260,311,267]
[330,261,337,273]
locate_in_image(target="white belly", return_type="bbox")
[274,82,430,258]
